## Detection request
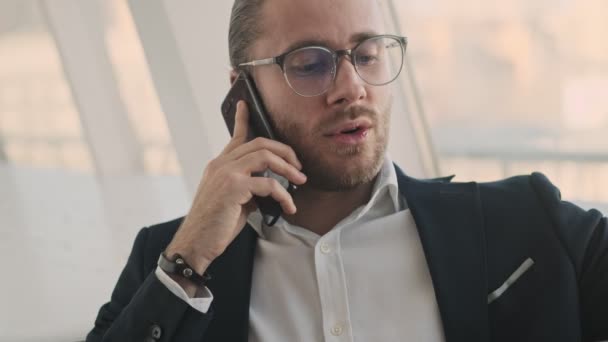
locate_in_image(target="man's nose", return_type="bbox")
[325,57,367,106]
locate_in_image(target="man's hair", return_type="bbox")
[228,0,266,69]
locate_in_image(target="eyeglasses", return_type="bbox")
[239,34,408,97]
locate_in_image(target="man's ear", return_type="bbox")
[229,69,239,84]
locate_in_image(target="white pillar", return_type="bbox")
[41,0,145,178]
[128,0,234,196]
[40,0,168,243]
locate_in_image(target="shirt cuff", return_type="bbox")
[155,266,213,313]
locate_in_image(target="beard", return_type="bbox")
[270,104,391,192]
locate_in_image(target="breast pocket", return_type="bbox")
[487,257,548,320]
[488,258,535,304]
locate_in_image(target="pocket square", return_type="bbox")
[488,258,535,304]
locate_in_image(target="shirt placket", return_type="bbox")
[314,227,353,341]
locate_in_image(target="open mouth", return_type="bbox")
[324,119,373,144]
[328,122,371,136]
[327,125,370,145]
[340,126,363,134]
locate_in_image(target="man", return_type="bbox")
[87,0,608,341]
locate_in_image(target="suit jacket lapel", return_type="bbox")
[203,225,257,342]
[396,165,489,342]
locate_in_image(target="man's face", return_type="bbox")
[250,0,392,191]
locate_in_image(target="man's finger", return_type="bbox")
[224,101,249,153]
[229,137,303,170]
[236,150,307,186]
[248,177,297,215]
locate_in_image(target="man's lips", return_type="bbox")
[322,118,373,145]
[324,119,373,136]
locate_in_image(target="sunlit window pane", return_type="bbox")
[394,0,608,208]
[103,0,181,175]
[0,0,93,172]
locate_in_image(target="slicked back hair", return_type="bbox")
[228,0,266,69]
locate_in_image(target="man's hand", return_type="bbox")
[165,101,307,279]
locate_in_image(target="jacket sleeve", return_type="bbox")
[530,173,608,341]
[86,227,214,342]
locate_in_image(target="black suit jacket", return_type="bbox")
[87,167,608,342]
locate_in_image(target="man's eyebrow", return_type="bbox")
[280,31,381,54]
[350,31,380,44]
[282,39,329,54]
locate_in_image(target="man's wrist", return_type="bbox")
[164,244,213,275]
[158,252,212,286]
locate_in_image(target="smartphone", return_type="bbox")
[221,71,296,226]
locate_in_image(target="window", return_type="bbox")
[0,0,93,172]
[0,1,188,340]
[103,0,180,175]
[393,0,608,210]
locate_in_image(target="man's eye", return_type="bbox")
[289,62,328,76]
[357,54,379,66]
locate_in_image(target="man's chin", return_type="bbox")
[302,153,383,192]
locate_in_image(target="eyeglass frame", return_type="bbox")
[238,34,408,97]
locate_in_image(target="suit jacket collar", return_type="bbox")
[203,165,489,342]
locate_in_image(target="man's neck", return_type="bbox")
[283,176,377,236]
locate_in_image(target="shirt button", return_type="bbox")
[320,243,331,254]
[331,323,343,336]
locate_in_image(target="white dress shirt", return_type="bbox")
[157,155,445,341]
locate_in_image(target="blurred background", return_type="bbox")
[0,0,606,340]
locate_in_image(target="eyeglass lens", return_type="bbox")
[283,47,336,97]
[282,36,404,96]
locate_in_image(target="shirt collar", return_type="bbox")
[247,154,402,238]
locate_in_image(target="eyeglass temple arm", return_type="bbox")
[239,57,277,67]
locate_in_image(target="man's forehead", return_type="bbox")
[279,31,383,54]
[256,0,386,54]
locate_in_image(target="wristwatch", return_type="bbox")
[157,252,212,287]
